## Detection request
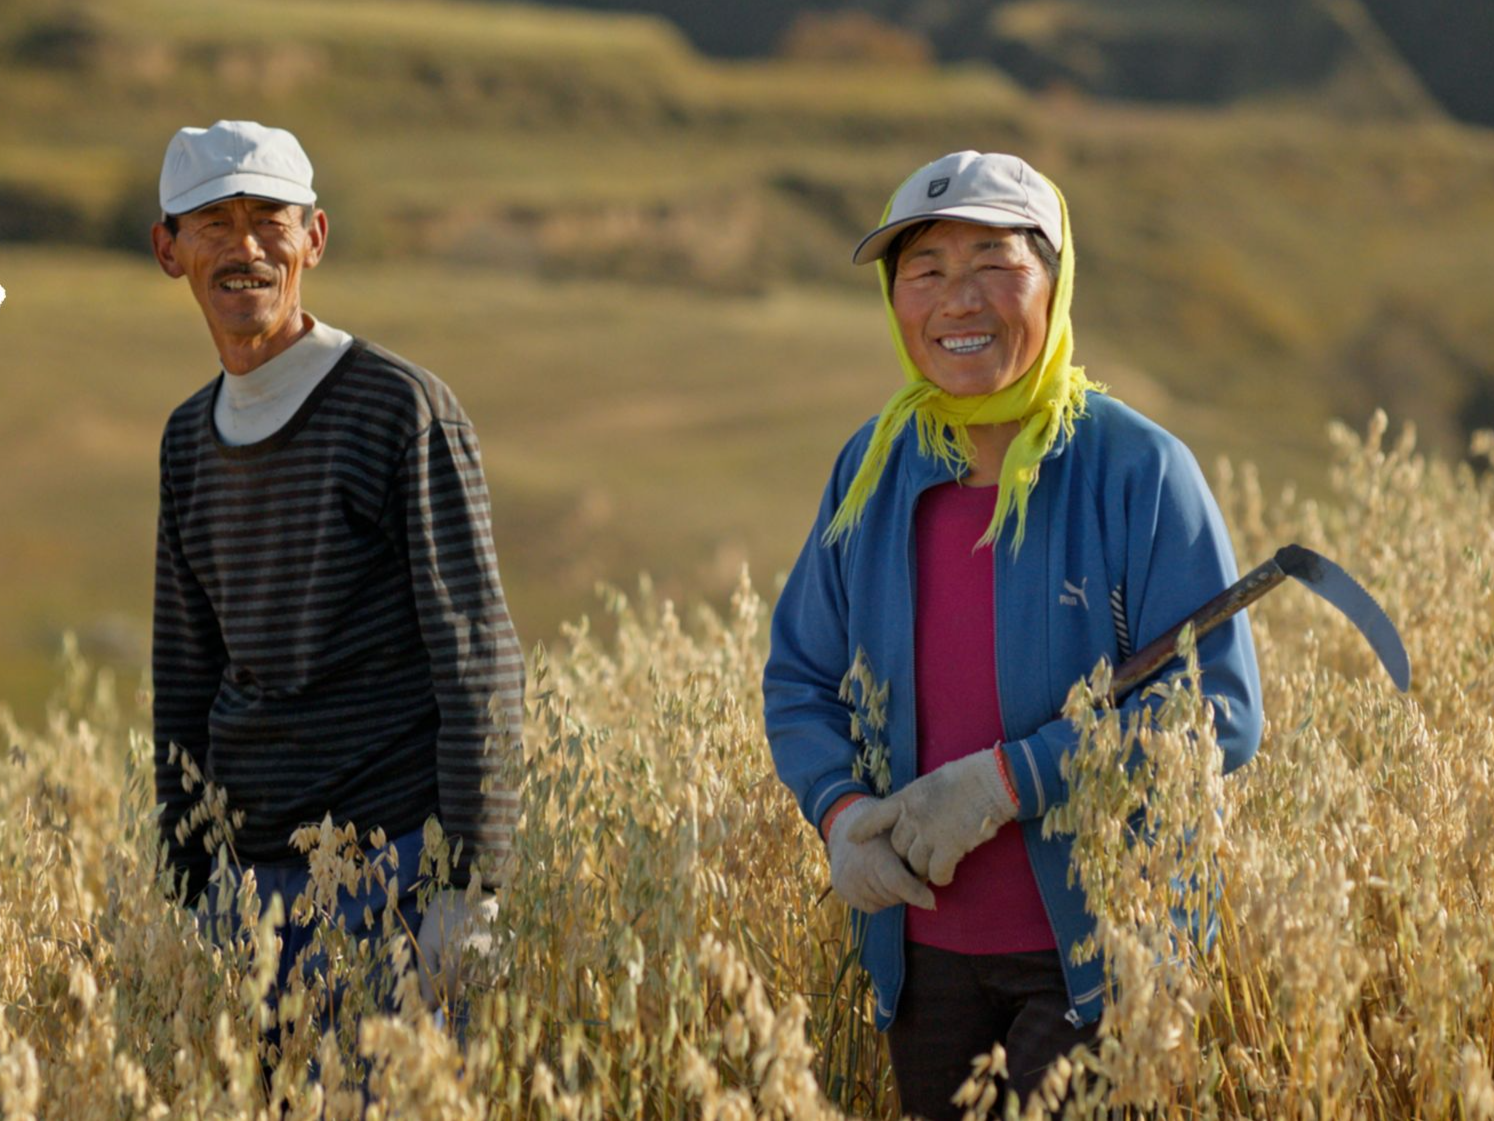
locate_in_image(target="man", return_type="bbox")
[149,120,524,1011]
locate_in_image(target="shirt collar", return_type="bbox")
[220,315,352,409]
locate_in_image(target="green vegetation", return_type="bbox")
[1,0,1492,722]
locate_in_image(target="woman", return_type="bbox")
[762,151,1262,1117]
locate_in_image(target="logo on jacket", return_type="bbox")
[1060,577,1089,610]
[927,177,950,198]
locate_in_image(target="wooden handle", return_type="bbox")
[1108,557,1286,702]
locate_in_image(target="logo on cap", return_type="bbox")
[928,178,950,199]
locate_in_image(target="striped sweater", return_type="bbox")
[153,338,523,899]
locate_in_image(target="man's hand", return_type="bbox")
[846,749,1018,886]
[828,798,937,914]
[416,888,499,1008]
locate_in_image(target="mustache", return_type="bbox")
[212,264,276,285]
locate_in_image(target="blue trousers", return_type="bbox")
[198,827,428,1038]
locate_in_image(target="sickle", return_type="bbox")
[1109,544,1411,703]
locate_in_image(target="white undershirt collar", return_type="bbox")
[215,315,354,446]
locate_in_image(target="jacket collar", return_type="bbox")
[896,415,1077,492]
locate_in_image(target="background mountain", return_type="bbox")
[1,0,1491,725]
[526,0,1491,125]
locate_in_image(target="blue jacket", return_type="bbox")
[763,394,1262,1030]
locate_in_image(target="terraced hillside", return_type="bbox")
[1,0,1491,723]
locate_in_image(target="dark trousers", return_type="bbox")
[197,826,434,1071]
[198,827,426,1008]
[887,942,1099,1121]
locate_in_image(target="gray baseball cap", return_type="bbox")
[852,150,1062,265]
[159,120,317,217]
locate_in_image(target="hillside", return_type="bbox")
[1,0,1492,724]
[536,0,1492,125]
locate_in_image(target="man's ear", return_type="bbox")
[151,222,185,279]
[302,208,329,271]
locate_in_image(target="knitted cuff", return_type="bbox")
[821,792,870,843]
[992,746,1020,812]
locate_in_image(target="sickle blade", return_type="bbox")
[1274,545,1411,692]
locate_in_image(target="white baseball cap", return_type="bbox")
[159,120,317,217]
[852,150,1062,265]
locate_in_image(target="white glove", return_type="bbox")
[847,749,1018,886]
[416,889,499,1008]
[827,798,936,914]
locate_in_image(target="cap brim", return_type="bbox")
[851,204,1054,265]
[162,172,317,216]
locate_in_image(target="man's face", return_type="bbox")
[152,197,327,350]
[891,221,1053,398]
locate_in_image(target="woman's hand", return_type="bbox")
[847,749,1017,885]
[828,798,937,913]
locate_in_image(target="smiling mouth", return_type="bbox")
[939,334,993,355]
[219,276,273,292]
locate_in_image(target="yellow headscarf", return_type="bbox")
[823,176,1105,553]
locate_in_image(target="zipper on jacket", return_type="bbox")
[887,479,927,1025]
[995,536,1088,1027]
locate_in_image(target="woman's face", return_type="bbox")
[890,220,1053,398]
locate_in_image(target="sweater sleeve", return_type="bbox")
[1001,437,1264,820]
[399,419,524,887]
[152,438,227,902]
[763,439,877,834]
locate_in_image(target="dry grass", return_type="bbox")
[6,0,1494,731]
[1,411,1492,1119]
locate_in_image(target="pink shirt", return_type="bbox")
[906,481,1055,954]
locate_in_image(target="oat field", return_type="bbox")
[2,412,1492,1120]
[7,0,1494,733]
